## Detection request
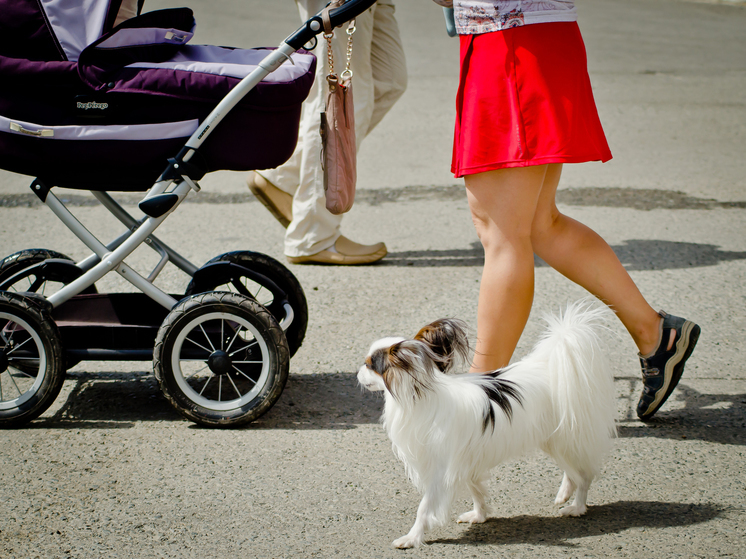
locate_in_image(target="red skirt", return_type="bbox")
[452,22,612,178]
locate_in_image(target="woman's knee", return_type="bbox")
[531,203,563,245]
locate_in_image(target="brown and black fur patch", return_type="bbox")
[480,370,523,433]
[414,318,469,372]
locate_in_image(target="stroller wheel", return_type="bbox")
[0,248,97,296]
[154,292,289,428]
[0,292,65,428]
[186,251,307,357]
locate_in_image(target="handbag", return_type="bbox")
[320,2,357,215]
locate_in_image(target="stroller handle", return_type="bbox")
[285,0,378,49]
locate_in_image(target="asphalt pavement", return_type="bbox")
[1,1,745,557]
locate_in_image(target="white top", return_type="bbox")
[453,1,577,35]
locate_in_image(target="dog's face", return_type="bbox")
[357,336,405,392]
[357,319,470,400]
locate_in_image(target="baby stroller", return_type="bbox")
[0,0,376,428]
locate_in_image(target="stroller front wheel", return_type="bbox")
[0,292,65,428]
[153,292,289,427]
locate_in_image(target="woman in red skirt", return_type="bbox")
[435,1,700,420]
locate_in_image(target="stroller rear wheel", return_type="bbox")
[0,292,65,428]
[186,251,307,357]
[0,249,96,372]
[0,248,97,296]
[153,292,289,427]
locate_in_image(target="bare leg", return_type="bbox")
[464,166,548,371]
[530,165,662,354]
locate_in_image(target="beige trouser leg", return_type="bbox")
[259,0,406,257]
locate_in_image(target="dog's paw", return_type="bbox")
[392,534,423,549]
[559,503,587,517]
[457,510,486,524]
[554,475,576,505]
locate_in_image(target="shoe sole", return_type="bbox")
[639,320,701,420]
[286,248,387,265]
[248,181,291,228]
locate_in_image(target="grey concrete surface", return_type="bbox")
[1,1,745,557]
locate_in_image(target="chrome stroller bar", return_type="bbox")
[89,190,200,277]
[33,177,192,311]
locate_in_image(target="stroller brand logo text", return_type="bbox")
[77,101,109,111]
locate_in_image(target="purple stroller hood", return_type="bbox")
[0,0,316,190]
[0,0,140,61]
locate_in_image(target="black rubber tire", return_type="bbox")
[153,292,289,428]
[0,292,65,428]
[185,251,307,357]
[0,248,97,295]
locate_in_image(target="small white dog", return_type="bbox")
[358,301,617,549]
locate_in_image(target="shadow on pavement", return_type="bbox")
[602,240,746,271]
[431,501,729,548]
[618,384,746,446]
[384,240,746,270]
[29,371,383,429]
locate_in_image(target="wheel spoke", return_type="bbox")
[185,363,209,380]
[198,375,213,396]
[231,278,251,297]
[183,335,213,355]
[6,335,33,356]
[8,363,38,377]
[198,324,217,352]
[225,323,245,354]
[7,368,25,397]
[232,365,258,385]
[229,339,258,357]
[226,373,243,398]
[27,276,44,293]
[232,360,264,364]
[218,376,223,401]
[3,323,16,347]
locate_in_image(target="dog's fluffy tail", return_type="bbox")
[534,299,617,474]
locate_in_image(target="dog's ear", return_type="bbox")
[414,318,469,372]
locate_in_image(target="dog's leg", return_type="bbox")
[559,473,592,517]
[393,482,452,549]
[554,472,576,505]
[457,478,489,524]
[392,493,434,549]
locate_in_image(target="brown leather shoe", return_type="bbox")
[286,236,387,265]
[247,172,293,228]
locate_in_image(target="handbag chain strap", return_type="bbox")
[323,1,356,90]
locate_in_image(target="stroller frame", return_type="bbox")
[0,0,377,428]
